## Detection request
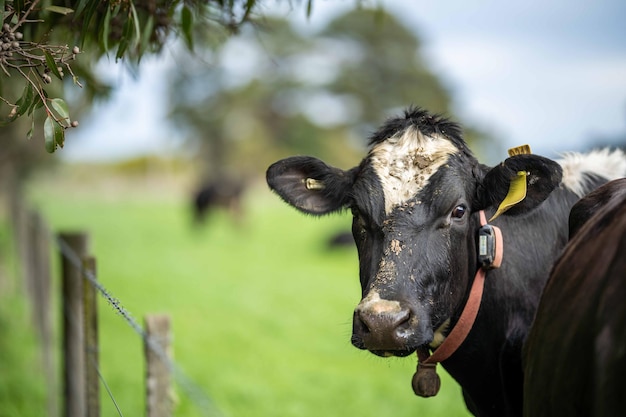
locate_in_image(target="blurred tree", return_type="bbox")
[321,8,452,133]
[167,7,495,180]
[168,16,359,181]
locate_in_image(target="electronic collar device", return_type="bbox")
[477,210,503,269]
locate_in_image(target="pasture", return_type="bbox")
[9,163,472,417]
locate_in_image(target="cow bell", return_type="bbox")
[412,362,441,397]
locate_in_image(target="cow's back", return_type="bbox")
[523,178,626,417]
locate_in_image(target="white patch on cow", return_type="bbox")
[369,126,459,214]
[429,318,451,349]
[558,149,626,196]
[356,290,403,315]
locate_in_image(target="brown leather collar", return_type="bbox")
[412,210,502,397]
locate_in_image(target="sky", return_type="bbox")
[60,0,626,163]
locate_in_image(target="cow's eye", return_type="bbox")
[451,205,466,219]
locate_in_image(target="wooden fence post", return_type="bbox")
[83,257,99,417]
[59,232,89,417]
[145,314,173,417]
[6,167,24,296]
[28,212,52,337]
[29,211,56,417]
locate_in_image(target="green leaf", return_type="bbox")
[111,3,122,18]
[29,90,46,116]
[181,6,194,50]
[74,0,90,16]
[116,37,129,61]
[14,0,24,17]
[44,51,63,80]
[116,11,134,60]
[15,81,29,107]
[140,15,154,55]
[100,4,111,52]
[44,116,57,153]
[129,2,141,48]
[80,0,100,48]
[50,98,71,127]
[16,83,34,116]
[0,0,5,23]
[54,122,65,149]
[26,117,34,140]
[45,6,74,15]
[28,94,42,116]
[15,85,26,107]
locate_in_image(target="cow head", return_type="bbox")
[267,108,562,357]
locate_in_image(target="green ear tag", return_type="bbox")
[489,171,528,221]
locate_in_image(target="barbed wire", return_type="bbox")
[61,290,125,417]
[54,232,226,417]
[10,198,227,417]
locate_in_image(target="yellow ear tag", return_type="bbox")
[508,144,532,157]
[489,171,528,221]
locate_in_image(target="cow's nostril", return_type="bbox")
[353,310,371,334]
[352,305,415,351]
[393,308,411,328]
[393,309,411,332]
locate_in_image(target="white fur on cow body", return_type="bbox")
[558,149,626,197]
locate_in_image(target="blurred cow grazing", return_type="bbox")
[524,178,626,417]
[192,177,245,225]
[326,231,355,249]
[266,107,626,417]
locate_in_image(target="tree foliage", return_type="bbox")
[167,8,494,179]
[321,9,452,129]
[0,0,260,154]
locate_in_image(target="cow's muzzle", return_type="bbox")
[351,292,428,357]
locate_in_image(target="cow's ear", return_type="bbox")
[266,156,355,215]
[474,154,563,217]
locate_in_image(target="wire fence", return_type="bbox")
[11,200,226,417]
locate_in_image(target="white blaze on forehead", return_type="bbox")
[369,126,459,214]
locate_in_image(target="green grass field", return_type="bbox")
[9,167,472,417]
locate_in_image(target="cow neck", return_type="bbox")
[411,210,502,398]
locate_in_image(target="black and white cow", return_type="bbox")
[523,178,626,417]
[266,107,626,417]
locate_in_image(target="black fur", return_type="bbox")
[474,154,563,215]
[369,107,466,151]
[567,175,626,238]
[523,178,626,417]
[266,107,622,417]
